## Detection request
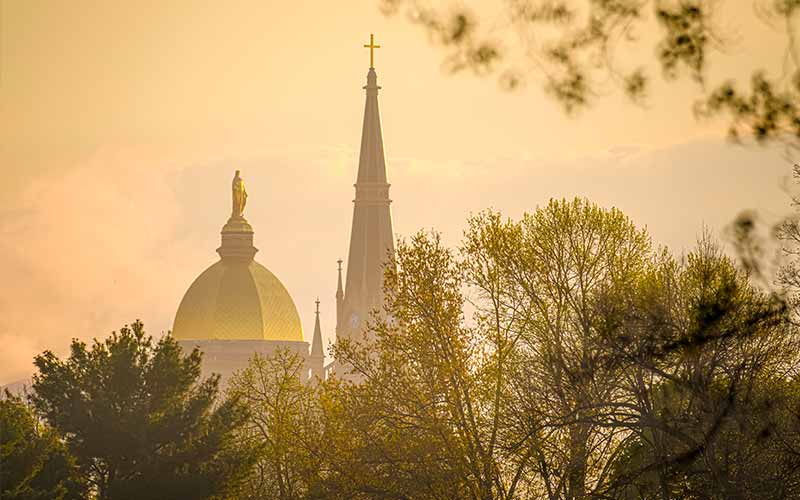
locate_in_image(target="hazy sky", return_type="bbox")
[0,0,794,384]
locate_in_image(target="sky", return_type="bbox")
[0,0,795,384]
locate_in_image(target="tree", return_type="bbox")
[30,320,254,500]
[329,199,799,499]
[776,165,800,315]
[330,199,660,499]
[0,392,84,500]
[332,231,493,499]
[595,237,800,499]
[379,0,800,149]
[227,349,323,500]
[461,199,655,500]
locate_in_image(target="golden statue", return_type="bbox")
[231,170,247,218]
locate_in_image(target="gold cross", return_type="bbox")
[363,33,381,69]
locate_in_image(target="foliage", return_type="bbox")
[776,165,800,314]
[30,320,255,500]
[333,230,491,499]
[596,235,799,499]
[326,198,800,499]
[12,200,800,500]
[227,349,323,500]
[379,0,800,148]
[470,199,654,499]
[0,392,84,500]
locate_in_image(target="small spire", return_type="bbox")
[335,259,345,336]
[311,298,324,358]
[336,259,344,297]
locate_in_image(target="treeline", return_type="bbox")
[3,198,800,500]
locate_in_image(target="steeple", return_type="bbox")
[309,298,325,380]
[335,259,344,333]
[311,298,323,357]
[356,67,387,184]
[336,36,395,346]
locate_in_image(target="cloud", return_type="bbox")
[0,143,364,385]
[0,136,792,386]
[0,147,194,384]
[387,137,793,257]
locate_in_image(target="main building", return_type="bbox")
[172,41,395,382]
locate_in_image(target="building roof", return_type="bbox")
[172,171,303,342]
[339,66,395,339]
[173,259,303,342]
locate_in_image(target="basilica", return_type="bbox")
[172,41,395,383]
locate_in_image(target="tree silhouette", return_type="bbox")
[30,320,254,500]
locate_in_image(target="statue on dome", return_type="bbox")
[231,170,247,218]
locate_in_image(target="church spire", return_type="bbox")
[335,259,344,332]
[309,298,325,380]
[336,36,395,347]
[311,298,323,358]
[357,35,387,184]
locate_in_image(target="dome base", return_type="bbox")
[218,215,257,261]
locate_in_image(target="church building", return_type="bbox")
[172,36,395,383]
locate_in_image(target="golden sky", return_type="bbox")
[0,0,793,384]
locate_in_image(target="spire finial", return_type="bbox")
[336,259,344,303]
[311,296,324,361]
[363,33,381,69]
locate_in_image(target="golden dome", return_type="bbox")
[172,171,303,342]
[172,259,304,342]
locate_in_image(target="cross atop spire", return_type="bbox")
[363,33,381,69]
[310,297,325,380]
[336,40,395,353]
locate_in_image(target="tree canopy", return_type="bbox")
[312,198,800,499]
[29,320,254,500]
[8,199,800,500]
[1,392,84,500]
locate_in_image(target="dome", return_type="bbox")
[172,171,303,342]
[173,259,304,342]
